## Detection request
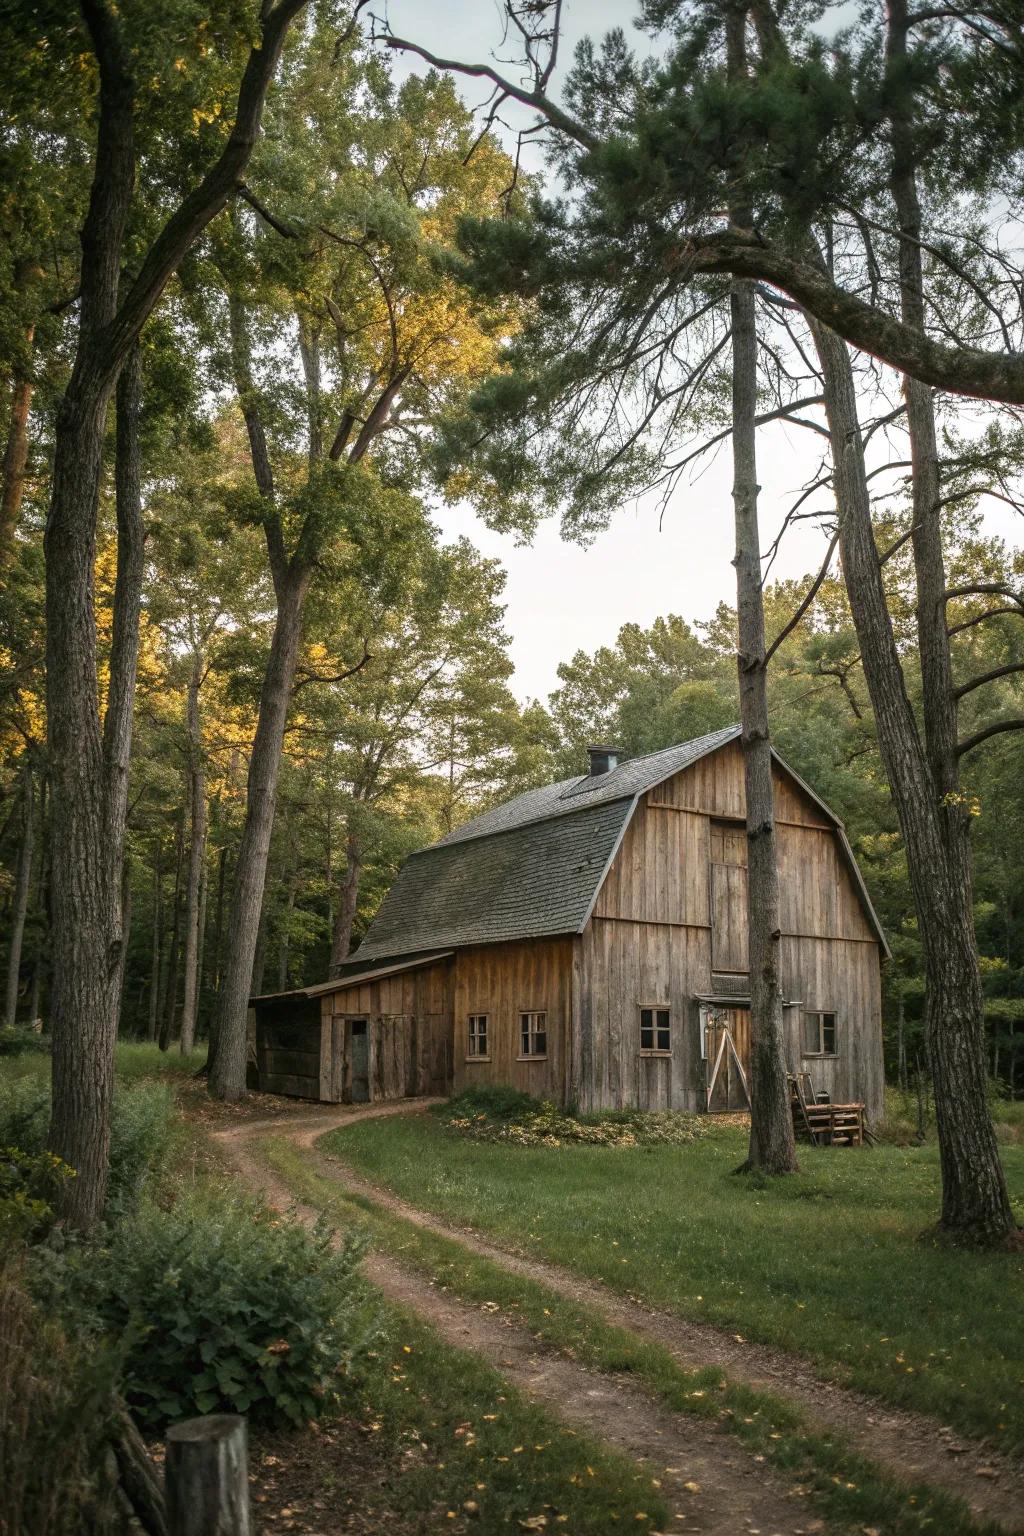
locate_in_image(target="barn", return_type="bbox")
[250,725,888,1118]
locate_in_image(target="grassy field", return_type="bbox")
[261,1135,1003,1536]
[321,1108,1024,1451]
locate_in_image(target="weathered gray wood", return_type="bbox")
[166,1414,250,1536]
[112,1400,168,1536]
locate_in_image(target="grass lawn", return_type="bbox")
[262,1135,1005,1536]
[321,1110,1024,1452]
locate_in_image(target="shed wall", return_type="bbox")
[319,958,453,1102]
[452,938,572,1101]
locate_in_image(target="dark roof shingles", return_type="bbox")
[437,724,741,846]
[351,797,631,965]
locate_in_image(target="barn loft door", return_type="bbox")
[710,820,748,974]
[704,1007,752,1112]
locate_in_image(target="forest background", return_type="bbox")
[2,0,1024,1104]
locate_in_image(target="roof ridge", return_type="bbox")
[409,790,637,853]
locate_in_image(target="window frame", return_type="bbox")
[517,1010,548,1061]
[801,1010,839,1058]
[466,1013,490,1063]
[638,1003,672,1057]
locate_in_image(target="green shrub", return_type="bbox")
[44,1192,373,1429]
[0,1024,49,1058]
[437,1083,541,1122]
[0,1076,172,1215]
[0,1262,121,1536]
[439,1086,708,1148]
[0,1147,76,1245]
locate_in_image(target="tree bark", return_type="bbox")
[811,319,1015,1243]
[160,810,185,1051]
[729,275,797,1174]
[147,841,163,1042]
[47,333,144,1228]
[276,862,299,991]
[3,763,34,1028]
[179,654,207,1053]
[112,855,132,1036]
[724,5,796,1174]
[328,828,363,975]
[0,335,34,567]
[882,0,1015,1242]
[209,568,310,1098]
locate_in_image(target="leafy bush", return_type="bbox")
[0,1147,76,1244]
[436,1083,540,1121]
[43,1192,373,1429]
[0,1262,121,1536]
[0,1076,172,1214]
[0,1024,49,1058]
[438,1087,708,1148]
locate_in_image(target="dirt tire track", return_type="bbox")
[211,1101,1023,1532]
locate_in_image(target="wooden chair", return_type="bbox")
[789,1073,867,1147]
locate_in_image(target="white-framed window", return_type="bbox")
[518,1011,548,1059]
[639,1005,671,1054]
[802,1011,838,1057]
[467,1014,489,1060]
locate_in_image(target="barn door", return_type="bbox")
[704,1007,751,1112]
[710,820,748,974]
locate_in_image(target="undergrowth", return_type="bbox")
[437,1084,708,1147]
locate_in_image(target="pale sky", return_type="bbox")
[384,0,1020,703]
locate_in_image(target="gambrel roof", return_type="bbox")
[345,725,889,970]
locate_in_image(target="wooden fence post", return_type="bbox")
[165,1414,250,1536]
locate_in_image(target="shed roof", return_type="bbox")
[251,950,453,1005]
[345,724,889,968]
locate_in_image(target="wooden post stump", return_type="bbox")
[165,1414,250,1536]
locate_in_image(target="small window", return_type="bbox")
[467,1014,489,1060]
[519,1011,548,1059]
[803,1011,838,1057]
[639,1006,671,1054]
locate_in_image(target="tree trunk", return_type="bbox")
[277,863,298,991]
[112,856,132,1037]
[147,842,163,1042]
[723,6,796,1174]
[160,812,185,1051]
[251,907,268,1000]
[0,339,34,566]
[180,655,208,1054]
[195,853,208,1037]
[3,763,34,1027]
[897,993,908,1093]
[729,275,797,1175]
[29,772,48,1027]
[47,339,144,1228]
[328,828,363,975]
[211,845,227,994]
[209,569,311,1099]
[810,318,1015,1243]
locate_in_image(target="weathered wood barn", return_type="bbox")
[251,725,888,1117]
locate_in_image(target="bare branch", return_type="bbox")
[763,527,841,665]
[957,717,1024,757]
[953,660,1024,700]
